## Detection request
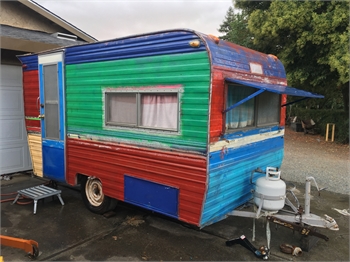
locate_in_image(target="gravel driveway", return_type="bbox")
[281,127,349,195]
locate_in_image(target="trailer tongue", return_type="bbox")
[228,169,338,256]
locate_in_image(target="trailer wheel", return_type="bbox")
[81,176,116,214]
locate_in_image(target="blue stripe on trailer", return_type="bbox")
[17,54,38,71]
[200,136,284,227]
[65,30,206,65]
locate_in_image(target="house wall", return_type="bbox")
[1,49,27,65]
[0,64,32,174]
[0,1,67,34]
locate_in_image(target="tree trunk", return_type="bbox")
[340,82,349,113]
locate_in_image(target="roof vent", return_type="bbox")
[51,32,77,41]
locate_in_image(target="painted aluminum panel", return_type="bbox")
[225,78,324,98]
[17,54,38,72]
[66,138,207,226]
[42,140,65,182]
[65,30,206,65]
[208,66,288,142]
[23,70,40,131]
[201,131,284,227]
[201,34,286,79]
[27,133,42,177]
[124,175,179,218]
[65,51,210,152]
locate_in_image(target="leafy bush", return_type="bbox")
[287,107,349,144]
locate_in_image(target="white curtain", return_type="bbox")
[141,94,178,130]
[226,85,255,129]
[109,94,137,125]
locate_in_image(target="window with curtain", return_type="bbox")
[226,84,256,129]
[225,83,280,131]
[105,90,179,131]
[141,94,178,130]
[107,93,137,126]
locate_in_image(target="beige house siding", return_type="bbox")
[1,1,70,34]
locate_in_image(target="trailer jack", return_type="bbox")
[0,235,39,259]
[226,235,269,260]
[227,176,338,254]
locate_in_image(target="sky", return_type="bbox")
[35,0,233,41]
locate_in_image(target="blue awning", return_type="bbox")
[225,78,324,98]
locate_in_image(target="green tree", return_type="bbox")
[235,0,349,112]
[218,6,254,49]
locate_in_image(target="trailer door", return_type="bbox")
[38,52,65,183]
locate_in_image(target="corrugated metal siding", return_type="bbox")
[201,35,289,226]
[66,138,207,226]
[204,34,290,142]
[27,133,42,177]
[201,135,284,226]
[202,34,286,79]
[209,70,225,142]
[65,51,210,152]
[17,55,38,72]
[208,67,288,142]
[23,70,40,131]
[65,30,207,64]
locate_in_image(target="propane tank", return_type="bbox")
[254,167,286,211]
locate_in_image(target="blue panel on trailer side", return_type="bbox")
[65,30,207,65]
[124,175,179,218]
[42,140,65,183]
[200,133,284,227]
[17,54,38,71]
[200,34,286,79]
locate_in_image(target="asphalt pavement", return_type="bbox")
[1,171,349,261]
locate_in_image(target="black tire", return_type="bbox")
[80,176,117,214]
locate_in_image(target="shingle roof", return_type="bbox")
[1,24,86,47]
[19,0,97,42]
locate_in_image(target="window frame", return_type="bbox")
[103,87,181,133]
[224,83,281,133]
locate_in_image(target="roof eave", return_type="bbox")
[18,0,98,43]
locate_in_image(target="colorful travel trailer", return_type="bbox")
[18,29,323,228]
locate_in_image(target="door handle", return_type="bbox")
[38,114,45,119]
[36,97,40,112]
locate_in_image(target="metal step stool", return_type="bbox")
[12,185,64,214]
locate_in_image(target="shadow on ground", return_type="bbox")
[1,172,349,261]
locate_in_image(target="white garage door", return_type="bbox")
[0,64,32,174]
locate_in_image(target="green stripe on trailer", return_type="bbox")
[65,51,211,151]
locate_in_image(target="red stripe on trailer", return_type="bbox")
[23,70,40,130]
[66,138,207,226]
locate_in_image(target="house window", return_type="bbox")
[105,89,179,131]
[225,83,280,131]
